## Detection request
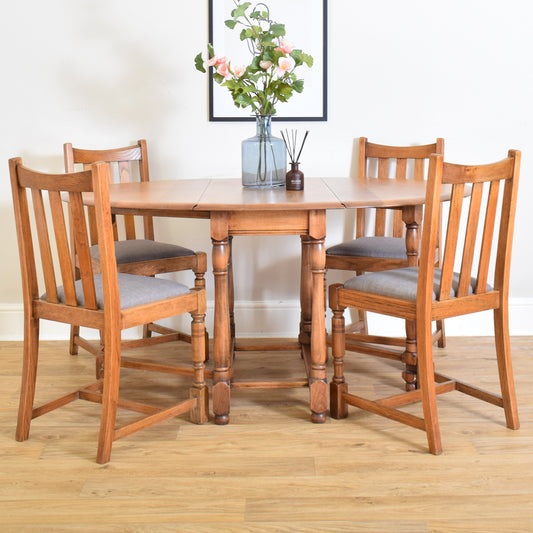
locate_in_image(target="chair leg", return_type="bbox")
[69,325,79,355]
[436,319,446,348]
[189,311,209,424]
[142,323,152,339]
[96,330,121,464]
[95,332,105,379]
[194,254,207,291]
[16,316,40,442]
[329,286,348,419]
[493,307,520,430]
[416,317,442,455]
[402,319,418,391]
[354,271,369,336]
[358,309,369,335]
[228,237,235,344]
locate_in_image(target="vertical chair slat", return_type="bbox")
[375,159,388,236]
[87,206,98,246]
[475,180,500,294]
[375,208,386,236]
[79,162,99,246]
[392,159,408,237]
[118,161,136,240]
[124,215,136,240]
[49,191,77,306]
[457,182,483,297]
[414,158,425,181]
[69,191,98,310]
[438,183,464,301]
[392,211,404,238]
[10,160,40,307]
[494,159,520,291]
[356,208,365,238]
[112,218,119,242]
[118,160,131,183]
[102,162,119,241]
[123,214,136,240]
[31,189,58,303]
[377,158,389,179]
[395,158,407,180]
[139,139,155,240]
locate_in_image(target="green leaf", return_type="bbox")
[231,2,251,19]
[224,79,240,90]
[262,49,278,62]
[270,23,286,37]
[260,35,276,47]
[240,28,256,41]
[249,56,262,72]
[194,52,206,73]
[208,43,215,56]
[301,53,314,67]
[224,19,237,29]
[293,79,304,93]
[278,83,293,95]
[236,93,254,107]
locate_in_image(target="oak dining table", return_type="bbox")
[104,176,435,425]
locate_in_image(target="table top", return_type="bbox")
[106,177,434,214]
[196,178,343,211]
[325,177,443,208]
[107,179,211,212]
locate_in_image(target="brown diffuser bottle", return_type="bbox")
[281,129,309,192]
[286,162,304,190]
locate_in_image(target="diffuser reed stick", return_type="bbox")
[281,129,310,164]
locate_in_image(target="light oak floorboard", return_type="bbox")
[0,337,532,531]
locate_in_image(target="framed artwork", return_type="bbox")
[208,0,328,121]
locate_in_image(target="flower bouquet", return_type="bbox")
[195,1,313,187]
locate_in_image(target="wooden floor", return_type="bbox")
[1,336,532,532]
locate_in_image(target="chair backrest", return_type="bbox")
[64,139,153,245]
[356,137,444,238]
[418,150,521,311]
[9,157,119,315]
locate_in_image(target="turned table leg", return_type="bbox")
[308,210,328,422]
[211,213,232,424]
[402,205,422,391]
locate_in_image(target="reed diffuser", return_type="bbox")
[281,129,309,191]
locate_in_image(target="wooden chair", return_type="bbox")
[329,150,521,454]
[9,158,208,463]
[64,140,208,366]
[326,138,445,390]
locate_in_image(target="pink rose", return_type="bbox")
[275,39,294,54]
[276,56,295,75]
[207,55,228,67]
[217,62,231,78]
[233,65,246,78]
[207,55,219,67]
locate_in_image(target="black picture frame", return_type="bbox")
[207,0,328,122]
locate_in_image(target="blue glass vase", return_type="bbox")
[241,115,286,188]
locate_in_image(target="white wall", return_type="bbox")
[1,0,532,339]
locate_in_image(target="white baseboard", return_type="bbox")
[1,298,532,341]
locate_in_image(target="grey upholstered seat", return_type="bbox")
[344,266,489,302]
[326,236,407,259]
[90,239,195,264]
[49,273,190,310]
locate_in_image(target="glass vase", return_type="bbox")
[241,115,286,188]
